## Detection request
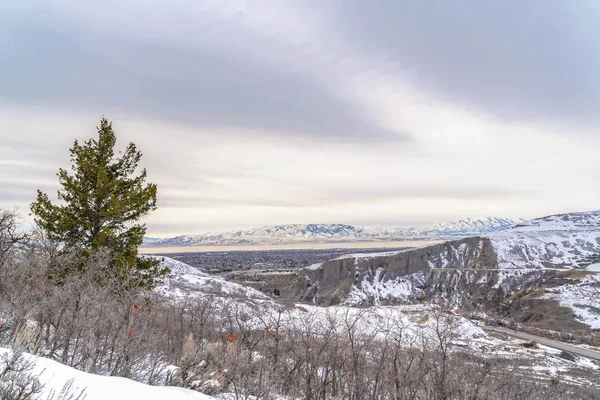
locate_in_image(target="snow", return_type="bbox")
[146,256,272,301]
[586,263,600,272]
[474,212,600,327]
[487,211,600,270]
[492,269,541,290]
[0,348,215,400]
[542,273,600,329]
[140,264,487,348]
[345,268,423,305]
[304,262,323,270]
[279,303,488,345]
[334,250,407,260]
[148,255,209,276]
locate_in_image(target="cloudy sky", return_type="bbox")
[1,0,599,237]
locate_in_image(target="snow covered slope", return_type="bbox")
[0,348,214,400]
[144,217,521,246]
[488,211,600,269]
[148,256,271,301]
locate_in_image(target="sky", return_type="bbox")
[1,0,599,237]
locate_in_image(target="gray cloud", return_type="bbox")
[0,182,51,202]
[1,1,598,236]
[3,1,599,136]
[324,185,525,202]
[330,0,600,126]
[157,195,311,209]
[0,7,404,142]
[156,183,523,209]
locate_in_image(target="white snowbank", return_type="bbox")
[0,348,215,400]
[585,263,600,272]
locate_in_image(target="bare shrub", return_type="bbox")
[0,348,43,400]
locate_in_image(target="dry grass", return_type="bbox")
[416,314,430,324]
[522,289,546,300]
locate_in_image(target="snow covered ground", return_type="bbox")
[487,211,600,270]
[543,273,600,329]
[145,258,486,346]
[146,256,271,301]
[484,211,600,328]
[0,348,215,400]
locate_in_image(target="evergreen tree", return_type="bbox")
[31,117,169,290]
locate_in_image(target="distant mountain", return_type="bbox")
[143,217,523,247]
[142,237,163,244]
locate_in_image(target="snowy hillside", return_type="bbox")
[297,211,600,330]
[488,211,600,269]
[144,217,521,246]
[147,256,272,301]
[0,348,214,400]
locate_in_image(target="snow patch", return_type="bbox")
[345,268,423,306]
[304,262,323,270]
[585,263,600,272]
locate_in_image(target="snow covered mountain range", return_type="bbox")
[144,217,522,246]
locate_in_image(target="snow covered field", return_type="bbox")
[4,301,598,399]
[148,257,600,369]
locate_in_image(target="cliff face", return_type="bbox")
[294,237,500,305]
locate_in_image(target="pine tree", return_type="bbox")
[30,117,169,290]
